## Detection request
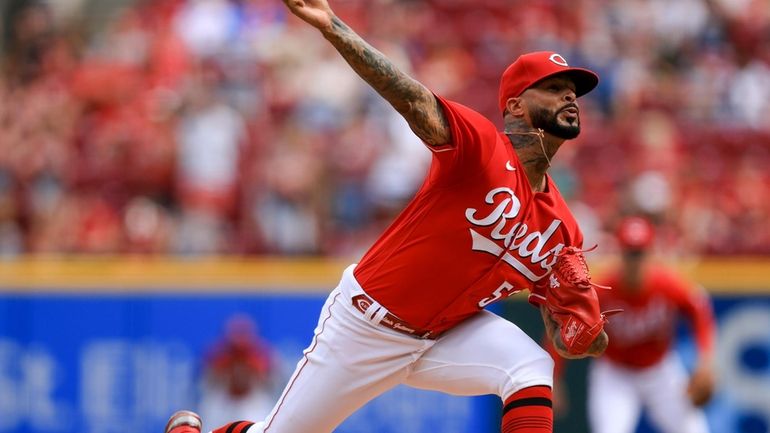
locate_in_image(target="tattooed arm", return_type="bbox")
[281,0,450,146]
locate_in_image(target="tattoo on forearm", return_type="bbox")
[325,17,449,144]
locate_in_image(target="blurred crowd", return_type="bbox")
[0,0,768,257]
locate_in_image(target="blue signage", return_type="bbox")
[0,293,498,433]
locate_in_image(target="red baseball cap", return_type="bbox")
[616,216,655,250]
[498,51,599,112]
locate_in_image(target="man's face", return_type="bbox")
[524,76,581,139]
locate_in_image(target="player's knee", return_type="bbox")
[500,348,554,399]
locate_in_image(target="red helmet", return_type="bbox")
[616,216,655,250]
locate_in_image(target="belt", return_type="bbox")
[351,294,439,340]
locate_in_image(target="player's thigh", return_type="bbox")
[588,359,641,433]
[404,310,553,400]
[258,288,429,433]
[642,354,710,433]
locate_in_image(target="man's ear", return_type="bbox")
[505,97,525,117]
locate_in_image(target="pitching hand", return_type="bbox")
[282,0,335,31]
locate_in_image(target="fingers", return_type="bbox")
[283,0,305,10]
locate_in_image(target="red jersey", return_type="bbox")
[597,265,715,368]
[354,96,583,334]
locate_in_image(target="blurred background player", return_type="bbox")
[198,314,278,432]
[586,216,716,433]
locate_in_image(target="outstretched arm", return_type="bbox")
[677,283,717,406]
[281,0,450,146]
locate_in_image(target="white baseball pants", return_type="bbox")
[238,265,553,433]
[587,353,710,433]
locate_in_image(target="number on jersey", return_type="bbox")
[478,281,520,308]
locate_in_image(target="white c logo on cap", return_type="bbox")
[549,53,569,66]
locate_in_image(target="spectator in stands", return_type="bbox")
[0,0,768,256]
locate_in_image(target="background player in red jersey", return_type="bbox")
[555,216,716,433]
[165,0,612,432]
[198,315,278,431]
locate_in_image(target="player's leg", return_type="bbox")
[195,269,433,433]
[403,310,555,432]
[587,358,641,433]
[640,353,710,433]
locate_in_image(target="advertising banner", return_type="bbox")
[0,293,499,433]
[0,257,768,433]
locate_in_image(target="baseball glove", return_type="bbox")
[544,246,621,355]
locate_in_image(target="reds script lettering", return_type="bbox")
[604,297,674,344]
[466,187,564,281]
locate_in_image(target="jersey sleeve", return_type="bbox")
[666,273,716,357]
[573,228,585,250]
[425,95,500,184]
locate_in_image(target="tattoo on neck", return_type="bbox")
[505,131,539,149]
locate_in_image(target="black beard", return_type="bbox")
[530,106,580,139]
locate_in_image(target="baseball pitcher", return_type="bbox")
[166,1,615,432]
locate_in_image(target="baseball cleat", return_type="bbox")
[165,410,202,433]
